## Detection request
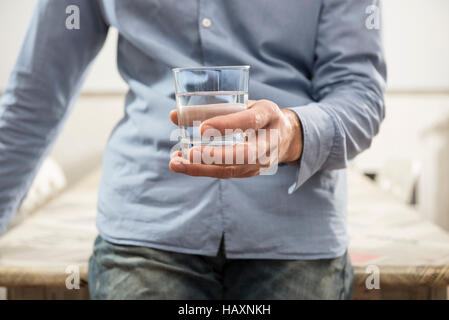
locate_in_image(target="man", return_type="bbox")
[0,0,386,299]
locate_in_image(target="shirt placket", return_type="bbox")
[198,0,214,66]
[197,0,228,251]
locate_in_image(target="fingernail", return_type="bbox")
[171,160,186,172]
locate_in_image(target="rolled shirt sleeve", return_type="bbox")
[288,0,387,194]
[0,0,108,233]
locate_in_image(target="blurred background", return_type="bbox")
[0,0,449,300]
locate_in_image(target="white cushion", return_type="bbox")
[9,158,67,228]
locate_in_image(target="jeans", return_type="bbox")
[88,235,354,299]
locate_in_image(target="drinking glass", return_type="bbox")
[173,66,250,159]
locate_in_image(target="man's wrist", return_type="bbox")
[281,108,303,163]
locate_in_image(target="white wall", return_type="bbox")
[353,93,449,173]
[0,0,449,92]
[382,0,449,91]
[0,0,127,93]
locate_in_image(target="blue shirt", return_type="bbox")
[0,0,386,259]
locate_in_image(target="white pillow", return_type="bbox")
[9,158,67,228]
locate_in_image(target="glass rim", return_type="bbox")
[172,65,250,73]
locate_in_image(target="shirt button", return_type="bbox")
[202,18,212,28]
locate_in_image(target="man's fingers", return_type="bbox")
[189,144,252,165]
[200,100,277,136]
[171,100,263,128]
[169,156,259,178]
[186,144,275,167]
[169,109,178,125]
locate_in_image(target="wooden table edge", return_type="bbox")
[1,264,448,288]
[0,265,88,288]
[353,265,449,288]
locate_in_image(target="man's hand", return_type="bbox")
[169,100,303,178]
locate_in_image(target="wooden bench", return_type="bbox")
[1,168,448,299]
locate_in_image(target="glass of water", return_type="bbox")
[173,66,250,159]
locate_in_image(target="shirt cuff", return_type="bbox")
[287,103,336,194]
